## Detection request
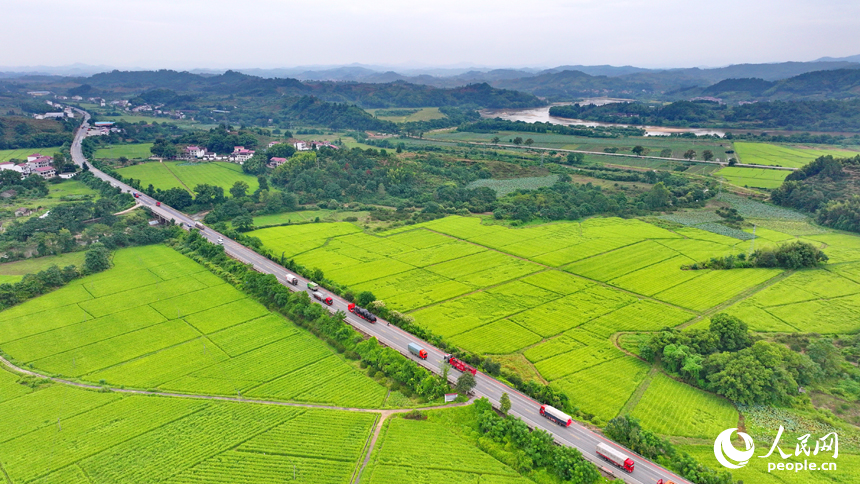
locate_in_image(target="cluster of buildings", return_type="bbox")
[32,101,75,120]
[0,153,57,179]
[179,146,255,163]
[86,121,122,137]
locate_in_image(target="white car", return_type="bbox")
[217,237,224,244]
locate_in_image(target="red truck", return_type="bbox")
[596,443,635,473]
[539,404,572,427]
[443,354,477,375]
[313,291,333,305]
[133,192,140,198]
[156,201,161,206]
[348,303,377,322]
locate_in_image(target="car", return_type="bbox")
[217,237,224,244]
[155,201,161,206]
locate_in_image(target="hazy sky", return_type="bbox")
[5,0,860,70]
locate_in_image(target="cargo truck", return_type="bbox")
[285,274,298,285]
[539,405,572,427]
[348,303,377,322]
[408,343,428,359]
[443,354,477,375]
[194,222,205,230]
[307,282,319,291]
[313,291,333,305]
[596,443,635,473]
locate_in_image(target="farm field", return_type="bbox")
[0,245,387,408]
[0,252,87,284]
[733,142,859,168]
[94,142,154,159]
[115,161,259,194]
[0,147,61,162]
[367,107,445,123]
[362,409,532,484]
[0,367,379,484]
[466,174,561,197]
[249,213,860,438]
[714,166,790,188]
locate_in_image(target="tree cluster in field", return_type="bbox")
[772,333,860,402]
[772,155,860,233]
[0,244,110,312]
[492,176,713,222]
[458,118,645,138]
[641,314,821,405]
[682,241,828,270]
[605,415,733,484]
[0,169,49,200]
[550,98,860,132]
[473,398,601,483]
[0,116,73,150]
[176,231,452,401]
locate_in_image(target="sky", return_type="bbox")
[4,0,860,70]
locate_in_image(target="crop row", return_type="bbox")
[184,298,271,334]
[449,319,541,355]
[565,239,677,281]
[630,373,738,438]
[79,403,300,483]
[553,356,650,422]
[207,314,298,357]
[654,268,782,311]
[166,451,358,484]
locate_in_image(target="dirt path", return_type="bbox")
[0,354,470,414]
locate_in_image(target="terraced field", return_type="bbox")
[0,245,386,408]
[250,214,860,433]
[714,166,790,189]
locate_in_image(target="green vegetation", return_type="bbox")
[115,161,260,194]
[0,252,87,284]
[369,107,446,123]
[0,146,62,162]
[714,166,789,189]
[683,241,828,270]
[734,142,856,168]
[94,142,154,159]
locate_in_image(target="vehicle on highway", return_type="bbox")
[133,192,139,198]
[408,343,428,359]
[313,291,333,305]
[657,480,675,484]
[443,354,477,375]
[539,404,572,427]
[307,281,319,291]
[156,201,161,206]
[217,237,224,244]
[194,222,205,230]
[596,442,635,473]
[286,274,299,285]
[348,303,377,322]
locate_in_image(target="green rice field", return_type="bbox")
[714,166,790,188]
[367,107,446,123]
[0,245,386,407]
[0,147,61,162]
[733,142,859,169]
[115,161,259,194]
[94,142,154,159]
[0,252,87,284]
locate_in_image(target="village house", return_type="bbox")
[267,141,282,148]
[229,146,255,163]
[33,166,56,179]
[267,157,288,168]
[182,146,205,160]
[14,208,33,217]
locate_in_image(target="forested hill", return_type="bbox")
[771,155,860,232]
[549,99,860,132]
[65,70,544,109]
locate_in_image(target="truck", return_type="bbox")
[155,201,161,206]
[443,354,477,375]
[347,303,377,322]
[539,405,572,427]
[307,282,319,291]
[194,222,205,230]
[313,291,333,305]
[133,192,139,198]
[285,274,298,285]
[408,343,428,359]
[595,443,634,473]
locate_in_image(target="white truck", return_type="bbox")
[539,404,572,427]
[285,274,298,285]
[596,442,635,473]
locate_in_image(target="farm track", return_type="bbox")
[619,367,659,415]
[412,135,800,171]
[0,354,470,415]
[161,161,194,192]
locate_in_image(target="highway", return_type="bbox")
[71,110,689,484]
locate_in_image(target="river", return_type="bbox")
[480,98,726,137]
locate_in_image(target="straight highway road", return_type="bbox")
[71,110,689,484]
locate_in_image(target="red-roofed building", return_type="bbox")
[229,146,255,163]
[33,166,56,179]
[27,153,43,162]
[267,157,288,168]
[182,145,205,160]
